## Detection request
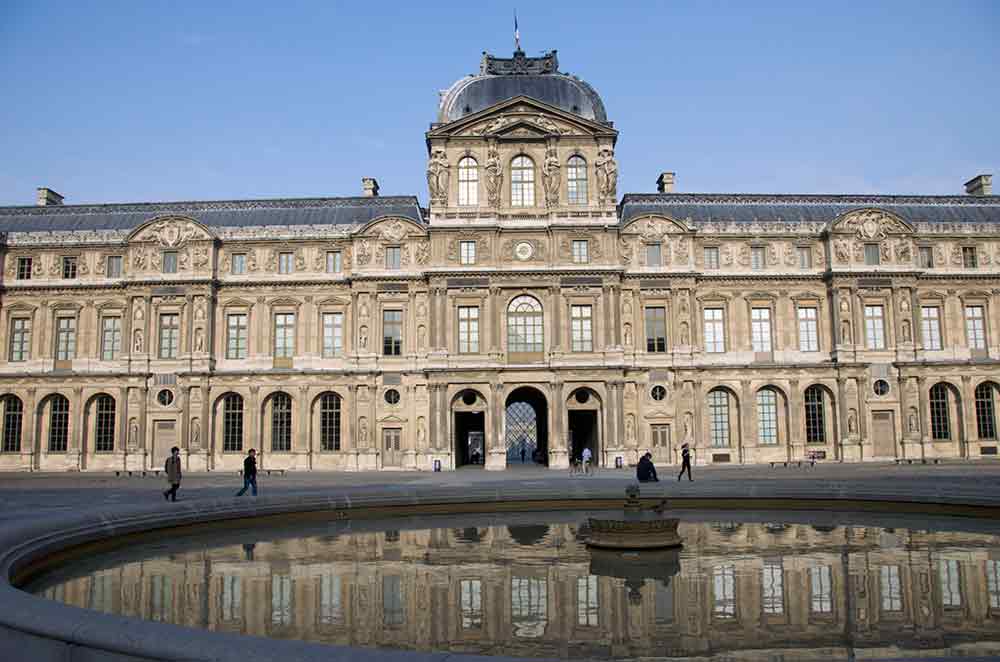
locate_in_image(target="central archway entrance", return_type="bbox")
[505,386,548,466]
[453,389,487,468]
[567,387,601,467]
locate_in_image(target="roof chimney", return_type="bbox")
[36,187,64,206]
[964,174,993,196]
[656,172,676,193]
[361,177,379,197]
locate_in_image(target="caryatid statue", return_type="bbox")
[542,145,561,207]
[595,147,618,204]
[484,143,503,207]
[426,149,450,204]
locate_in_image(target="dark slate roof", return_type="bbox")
[0,196,424,234]
[619,194,1000,226]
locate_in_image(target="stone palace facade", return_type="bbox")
[0,48,999,473]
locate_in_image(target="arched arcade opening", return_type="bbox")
[505,386,548,466]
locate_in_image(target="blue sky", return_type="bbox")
[1,1,997,206]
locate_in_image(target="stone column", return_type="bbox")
[549,286,561,352]
[692,380,704,464]
[788,378,801,462]
[605,381,619,459]
[961,374,974,458]
[617,381,629,459]
[71,386,83,470]
[24,388,37,470]
[436,287,448,350]
[739,379,752,464]
[437,384,448,452]
[299,385,311,468]
[602,285,613,351]
[917,376,929,453]
[612,284,622,347]
[248,386,260,457]
[486,382,506,470]
[488,286,501,354]
[836,377,849,462]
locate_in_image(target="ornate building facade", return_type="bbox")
[0,48,999,472]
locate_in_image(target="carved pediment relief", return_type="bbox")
[429,97,617,139]
[360,216,426,241]
[832,209,913,240]
[130,216,213,248]
[622,215,692,239]
[222,297,254,309]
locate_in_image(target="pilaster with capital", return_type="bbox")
[739,379,752,463]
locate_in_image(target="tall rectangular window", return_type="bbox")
[576,575,599,627]
[278,252,294,274]
[510,576,547,638]
[221,575,242,623]
[864,305,886,349]
[751,246,765,271]
[150,576,173,622]
[62,256,77,279]
[572,240,589,264]
[704,308,725,353]
[919,246,934,268]
[460,241,476,265]
[963,246,978,268]
[712,565,736,618]
[106,255,123,278]
[646,243,661,267]
[271,575,292,626]
[385,246,401,270]
[797,246,812,268]
[9,318,31,362]
[708,390,730,447]
[383,310,402,356]
[322,312,343,357]
[16,257,32,280]
[809,566,833,614]
[966,305,987,349]
[458,306,479,354]
[231,253,247,275]
[798,307,819,352]
[274,313,295,358]
[326,251,342,273]
[158,314,179,359]
[751,307,772,352]
[880,565,903,612]
[864,244,880,266]
[571,305,593,352]
[757,389,778,445]
[162,251,177,274]
[940,559,962,608]
[987,560,1000,611]
[318,573,342,625]
[655,578,673,624]
[460,579,483,629]
[100,317,122,360]
[921,306,943,350]
[651,423,670,448]
[645,307,667,352]
[383,575,404,626]
[227,313,248,359]
[94,395,115,452]
[704,246,720,270]
[762,560,784,615]
[55,317,76,360]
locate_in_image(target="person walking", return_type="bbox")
[677,443,693,482]
[236,448,258,496]
[581,446,593,476]
[163,446,181,502]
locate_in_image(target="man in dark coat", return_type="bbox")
[636,452,659,482]
[163,446,181,502]
[236,448,258,496]
[678,443,693,482]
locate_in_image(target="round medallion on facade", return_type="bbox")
[650,385,667,402]
[514,241,534,261]
[461,390,477,406]
[575,389,590,404]
[873,380,890,396]
[157,389,174,407]
[384,389,400,405]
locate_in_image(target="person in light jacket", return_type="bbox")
[163,446,181,502]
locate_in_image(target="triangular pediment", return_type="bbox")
[358,215,427,239]
[622,214,694,237]
[427,96,616,139]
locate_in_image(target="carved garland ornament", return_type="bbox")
[837,209,910,241]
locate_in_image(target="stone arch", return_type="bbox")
[355,214,428,238]
[212,391,247,458]
[565,386,603,468]
[80,392,118,464]
[37,392,72,458]
[929,381,964,445]
[974,381,1000,442]
[705,385,741,458]
[506,294,545,359]
[505,386,549,468]
[260,390,295,455]
[451,388,489,469]
[802,383,838,447]
[311,390,345,453]
[0,394,24,454]
[755,384,790,453]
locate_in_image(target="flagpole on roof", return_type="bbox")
[514,10,521,51]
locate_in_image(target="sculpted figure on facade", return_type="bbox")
[414,240,430,265]
[908,408,920,433]
[426,149,450,204]
[534,114,561,134]
[902,319,912,343]
[128,418,138,449]
[542,145,560,207]
[834,240,851,264]
[595,147,617,204]
[484,143,503,207]
[133,329,143,353]
[194,328,205,352]
[355,239,371,265]
[785,243,798,266]
[679,321,690,346]
[895,240,912,264]
[619,237,632,264]
[847,409,858,434]
[623,323,633,347]
[190,418,200,449]
[359,325,369,349]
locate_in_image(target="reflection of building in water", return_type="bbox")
[41,522,1000,659]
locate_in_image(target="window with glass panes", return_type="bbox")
[704,246,720,270]
[567,156,587,204]
[651,423,670,448]
[458,306,479,353]
[222,393,243,451]
[94,394,115,452]
[55,317,76,360]
[383,575,404,625]
[62,256,77,279]
[16,257,32,280]
[646,243,661,267]
[880,565,903,612]
[231,253,247,275]
[385,246,401,270]
[988,560,1000,611]
[278,252,294,274]
[322,312,343,357]
[975,382,997,441]
[460,241,476,265]
[930,383,951,440]
[2,396,23,453]
[507,296,543,354]
[940,559,962,608]
[757,389,778,445]
[458,157,478,206]
[864,244,880,265]
[510,156,535,206]
[221,575,242,623]
[809,566,832,614]
[921,306,942,350]
[48,395,70,451]
[383,310,402,355]
[797,307,818,351]
[864,305,886,349]
[319,393,341,451]
[571,240,589,263]
[751,246,765,270]
[158,314,179,359]
[762,560,784,614]
[576,575,598,626]
[326,251,342,273]
[571,305,593,352]
[274,313,295,358]
[798,246,812,268]
[271,575,292,626]
[645,307,667,352]
[963,246,978,268]
[9,318,30,362]
[704,308,725,353]
[751,307,772,352]
[226,313,248,359]
[712,565,736,617]
[708,390,730,448]
[270,392,292,451]
[162,251,177,274]
[106,255,122,278]
[101,317,121,360]
[460,579,483,629]
[804,385,826,443]
[966,305,987,349]
[919,246,934,268]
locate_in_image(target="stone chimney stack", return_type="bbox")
[361,177,380,197]
[964,174,993,196]
[656,172,676,193]
[36,187,64,206]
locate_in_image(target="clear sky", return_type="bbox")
[1,1,998,207]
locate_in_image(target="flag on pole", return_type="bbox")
[514,11,520,51]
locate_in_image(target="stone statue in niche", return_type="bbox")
[190,418,200,449]
[595,147,618,204]
[426,149,450,204]
[194,327,205,352]
[683,412,693,441]
[839,296,850,314]
[484,143,503,207]
[542,145,561,207]
[128,418,138,449]
[902,319,912,343]
[908,408,919,433]
[359,325,368,349]
[623,322,633,346]
[679,321,690,346]
[841,319,851,344]
[133,329,144,353]
[359,417,369,446]
[417,417,426,446]
[625,414,635,442]
[417,324,427,349]
[847,409,858,434]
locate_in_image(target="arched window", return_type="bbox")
[507,295,544,354]
[757,389,778,445]
[319,393,342,451]
[976,383,998,441]
[271,392,292,452]
[94,394,116,452]
[223,393,244,452]
[458,157,478,206]
[511,156,535,207]
[930,383,952,440]
[48,394,70,452]
[1,395,23,453]
[567,156,587,204]
[708,389,731,448]
[804,386,826,443]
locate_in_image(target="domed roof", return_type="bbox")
[438,50,609,125]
